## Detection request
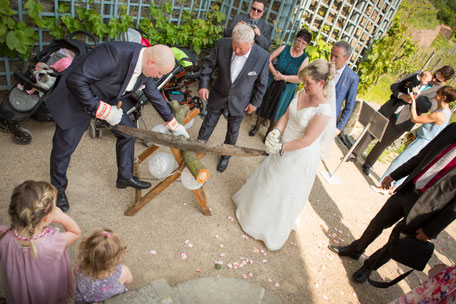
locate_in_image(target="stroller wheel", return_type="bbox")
[192,96,207,118]
[12,127,32,145]
[88,120,102,138]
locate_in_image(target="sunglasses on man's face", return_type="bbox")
[434,73,444,83]
[251,6,263,13]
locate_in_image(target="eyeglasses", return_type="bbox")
[433,73,444,83]
[295,39,308,46]
[251,6,263,13]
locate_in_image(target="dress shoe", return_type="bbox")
[346,155,357,163]
[56,190,70,212]
[352,263,372,283]
[249,126,259,137]
[217,157,230,173]
[328,245,363,260]
[116,177,151,189]
[362,163,371,175]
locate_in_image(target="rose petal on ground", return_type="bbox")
[188,243,193,248]
[184,240,190,244]
[149,250,157,255]
[209,207,213,211]
[219,244,224,248]
[227,216,234,222]
[274,282,280,288]
[268,278,273,283]
[248,272,253,278]
[180,252,189,260]
[220,253,225,257]
[183,202,187,206]
[314,283,319,288]
[245,236,250,240]
[227,263,233,269]
[340,291,344,296]
[213,234,219,239]
[242,273,248,279]
[196,268,201,273]
[253,247,260,253]
[262,259,268,263]
[322,295,329,300]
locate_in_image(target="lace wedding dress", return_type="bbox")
[233,93,332,251]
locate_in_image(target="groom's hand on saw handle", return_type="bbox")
[165,117,189,138]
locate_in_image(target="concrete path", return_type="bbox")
[107,277,283,304]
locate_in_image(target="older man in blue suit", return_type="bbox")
[330,41,359,136]
[46,42,188,211]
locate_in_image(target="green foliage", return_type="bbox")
[139,2,225,54]
[432,0,456,27]
[357,17,416,95]
[358,74,397,104]
[398,0,440,29]
[0,0,39,60]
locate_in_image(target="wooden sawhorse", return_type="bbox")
[124,108,211,216]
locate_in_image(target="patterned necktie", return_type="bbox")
[415,145,456,189]
[231,55,243,83]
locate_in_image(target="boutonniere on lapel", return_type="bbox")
[248,71,257,76]
[138,85,146,90]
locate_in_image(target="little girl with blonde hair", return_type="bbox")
[0,180,81,303]
[75,228,133,303]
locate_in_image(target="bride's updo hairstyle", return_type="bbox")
[298,59,335,96]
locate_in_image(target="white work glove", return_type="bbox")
[96,101,123,126]
[265,128,281,147]
[265,139,283,155]
[165,117,190,138]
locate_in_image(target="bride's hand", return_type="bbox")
[265,140,282,155]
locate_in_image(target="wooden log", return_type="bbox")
[114,125,267,157]
[169,100,208,183]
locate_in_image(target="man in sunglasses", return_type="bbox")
[349,65,455,175]
[224,0,272,50]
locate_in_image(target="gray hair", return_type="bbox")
[232,23,255,44]
[333,41,352,57]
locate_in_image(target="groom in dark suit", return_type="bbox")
[330,123,456,282]
[46,42,188,211]
[198,23,269,172]
[330,41,359,136]
[223,0,272,50]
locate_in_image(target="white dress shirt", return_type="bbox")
[334,65,346,86]
[231,48,252,83]
[125,48,145,93]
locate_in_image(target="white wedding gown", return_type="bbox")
[233,95,331,251]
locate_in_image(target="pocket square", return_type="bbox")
[248,71,257,76]
[138,85,146,90]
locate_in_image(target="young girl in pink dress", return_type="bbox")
[74,228,133,303]
[0,180,81,304]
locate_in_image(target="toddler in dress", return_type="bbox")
[0,180,81,304]
[74,228,133,303]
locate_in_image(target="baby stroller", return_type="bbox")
[88,29,205,143]
[0,31,97,144]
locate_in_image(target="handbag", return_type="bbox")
[368,233,434,288]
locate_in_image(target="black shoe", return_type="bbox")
[56,191,70,212]
[346,155,357,163]
[249,126,259,137]
[328,245,363,260]
[352,263,372,283]
[116,177,151,189]
[362,163,371,175]
[217,157,230,173]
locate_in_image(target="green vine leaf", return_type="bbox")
[25,0,46,28]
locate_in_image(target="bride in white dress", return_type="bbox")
[233,59,336,251]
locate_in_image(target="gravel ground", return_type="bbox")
[0,100,455,304]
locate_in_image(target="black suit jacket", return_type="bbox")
[46,41,173,130]
[223,14,272,50]
[199,38,269,117]
[390,123,456,238]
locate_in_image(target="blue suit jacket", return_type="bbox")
[335,66,359,131]
[46,41,173,130]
